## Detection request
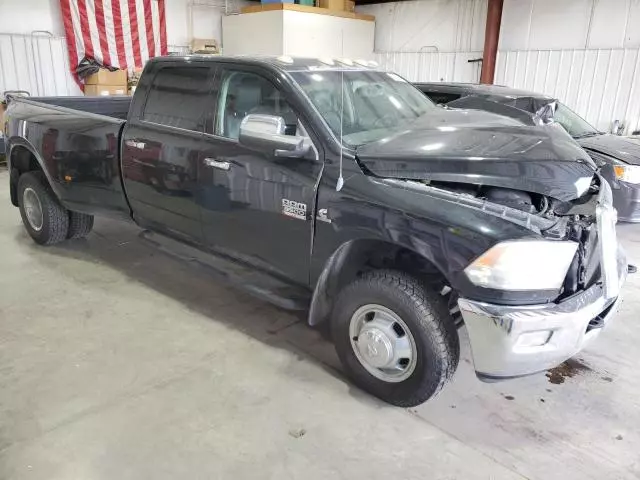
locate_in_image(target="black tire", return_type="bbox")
[331,270,460,407]
[67,211,94,239]
[17,171,69,245]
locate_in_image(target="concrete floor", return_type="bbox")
[1,169,639,480]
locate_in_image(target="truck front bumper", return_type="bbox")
[458,249,627,381]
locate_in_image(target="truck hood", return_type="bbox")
[577,133,640,166]
[356,109,596,201]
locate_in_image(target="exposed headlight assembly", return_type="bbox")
[465,240,578,291]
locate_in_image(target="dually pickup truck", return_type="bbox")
[4,56,628,406]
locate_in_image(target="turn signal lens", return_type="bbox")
[613,164,640,184]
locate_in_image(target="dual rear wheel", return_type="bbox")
[17,171,94,245]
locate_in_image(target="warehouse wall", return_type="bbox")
[0,0,247,96]
[365,0,640,133]
[0,0,246,49]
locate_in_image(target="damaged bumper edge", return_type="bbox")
[458,248,627,381]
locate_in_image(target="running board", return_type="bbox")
[140,230,311,311]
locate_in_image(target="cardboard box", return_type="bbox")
[84,84,128,96]
[345,0,355,11]
[318,0,344,10]
[191,38,219,54]
[85,69,127,86]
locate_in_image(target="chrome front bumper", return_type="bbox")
[459,249,627,380]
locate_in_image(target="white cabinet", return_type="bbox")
[222,5,374,59]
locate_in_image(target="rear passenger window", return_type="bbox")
[143,66,211,131]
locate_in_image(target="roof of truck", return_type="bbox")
[149,55,381,72]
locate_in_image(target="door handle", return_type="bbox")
[204,158,231,171]
[125,139,146,149]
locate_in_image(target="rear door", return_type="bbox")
[197,64,323,285]
[122,61,214,245]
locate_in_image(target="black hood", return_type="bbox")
[356,108,596,201]
[578,134,640,166]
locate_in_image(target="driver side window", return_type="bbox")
[216,70,301,139]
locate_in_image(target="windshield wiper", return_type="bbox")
[574,132,600,139]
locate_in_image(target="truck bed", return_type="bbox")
[5,96,132,219]
[27,96,132,120]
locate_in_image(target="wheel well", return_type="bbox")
[308,239,449,327]
[9,146,42,206]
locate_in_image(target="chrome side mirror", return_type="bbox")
[239,114,309,158]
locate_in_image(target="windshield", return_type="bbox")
[290,70,435,145]
[554,102,599,138]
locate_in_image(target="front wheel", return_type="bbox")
[331,270,459,407]
[17,171,69,245]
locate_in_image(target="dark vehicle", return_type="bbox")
[4,57,628,407]
[416,82,640,222]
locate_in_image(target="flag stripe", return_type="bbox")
[76,0,94,59]
[102,0,120,68]
[60,0,82,87]
[151,0,161,60]
[85,0,104,63]
[119,0,136,68]
[59,0,166,75]
[143,0,155,58]
[127,0,142,68]
[135,0,149,66]
[158,0,167,55]
[111,0,128,68]
[94,0,111,65]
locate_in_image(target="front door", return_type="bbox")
[197,66,323,285]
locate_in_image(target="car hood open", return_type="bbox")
[356,108,596,201]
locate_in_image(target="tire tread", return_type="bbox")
[18,171,69,245]
[332,269,460,407]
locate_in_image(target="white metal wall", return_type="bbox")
[374,51,483,83]
[376,48,640,134]
[495,48,640,133]
[0,33,81,96]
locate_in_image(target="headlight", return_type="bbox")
[613,164,640,184]
[465,240,578,291]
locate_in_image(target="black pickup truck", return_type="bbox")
[4,56,627,407]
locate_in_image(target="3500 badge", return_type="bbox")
[282,199,307,220]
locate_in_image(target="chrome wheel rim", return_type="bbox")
[23,187,44,231]
[349,304,417,383]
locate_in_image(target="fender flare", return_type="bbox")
[307,238,448,326]
[7,136,62,201]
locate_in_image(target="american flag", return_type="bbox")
[60,0,168,80]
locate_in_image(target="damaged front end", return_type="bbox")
[453,178,626,380]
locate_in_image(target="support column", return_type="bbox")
[480,0,504,84]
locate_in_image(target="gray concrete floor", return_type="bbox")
[1,168,639,480]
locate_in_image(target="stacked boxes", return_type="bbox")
[318,0,355,11]
[84,69,128,96]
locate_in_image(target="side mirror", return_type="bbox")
[239,114,309,158]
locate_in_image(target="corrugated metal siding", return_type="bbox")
[0,33,81,96]
[495,48,640,134]
[376,47,640,134]
[375,51,483,84]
